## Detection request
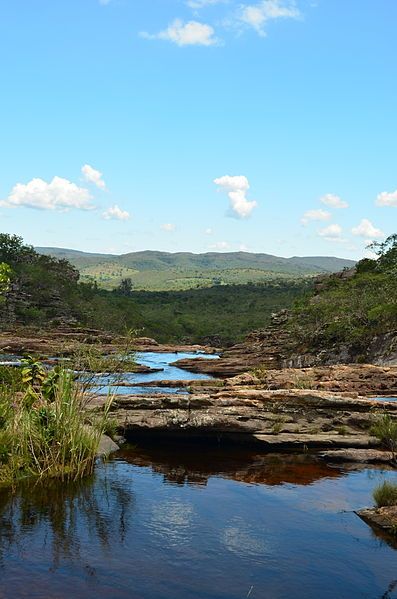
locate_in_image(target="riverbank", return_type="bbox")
[0,327,220,357]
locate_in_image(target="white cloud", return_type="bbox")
[239,243,249,251]
[187,0,226,7]
[214,175,257,218]
[102,204,130,221]
[239,0,300,36]
[351,218,384,239]
[140,19,218,47]
[161,223,176,232]
[376,189,397,207]
[205,227,213,235]
[82,164,106,189]
[1,177,93,211]
[301,208,331,225]
[210,241,230,250]
[318,223,343,241]
[320,193,349,209]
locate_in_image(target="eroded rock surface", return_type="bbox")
[93,387,397,449]
[174,362,397,397]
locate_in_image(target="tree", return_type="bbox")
[368,234,397,272]
[116,278,134,297]
[0,234,34,264]
[0,263,11,297]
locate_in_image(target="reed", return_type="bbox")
[0,364,113,487]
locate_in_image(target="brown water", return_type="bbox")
[1,446,397,599]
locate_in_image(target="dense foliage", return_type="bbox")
[0,234,307,344]
[289,234,397,352]
[122,283,306,345]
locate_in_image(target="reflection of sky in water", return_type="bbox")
[222,516,272,562]
[149,500,195,547]
[2,454,397,598]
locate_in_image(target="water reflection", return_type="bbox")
[119,445,344,487]
[1,448,397,599]
[0,465,134,573]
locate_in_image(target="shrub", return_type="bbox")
[373,481,397,508]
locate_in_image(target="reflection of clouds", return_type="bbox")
[149,500,195,547]
[222,517,271,561]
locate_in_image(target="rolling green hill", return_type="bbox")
[36,248,356,291]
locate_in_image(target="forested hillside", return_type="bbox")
[288,234,397,358]
[0,234,308,344]
[37,247,355,291]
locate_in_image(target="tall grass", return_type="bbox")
[373,481,397,508]
[0,366,113,487]
[370,413,397,458]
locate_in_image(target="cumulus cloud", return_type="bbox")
[318,223,343,241]
[102,204,130,221]
[214,175,257,219]
[320,193,349,209]
[301,208,331,225]
[210,241,230,250]
[376,189,397,207]
[0,176,93,211]
[239,0,301,36]
[351,219,384,239]
[161,223,176,232]
[140,19,218,46]
[82,164,106,189]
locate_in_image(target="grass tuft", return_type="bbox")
[373,481,397,508]
[0,364,113,487]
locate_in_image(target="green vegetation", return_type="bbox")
[370,413,397,457]
[0,233,309,344]
[0,360,112,487]
[373,481,397,508]
[288,234,397,355]
[37,246,355,291]
[0,263,11,297]
[126,282,306,344]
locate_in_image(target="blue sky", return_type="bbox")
[0,0,396,258]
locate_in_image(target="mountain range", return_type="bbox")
[37,248,356,291]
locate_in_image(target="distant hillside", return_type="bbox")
[36,247,356,291]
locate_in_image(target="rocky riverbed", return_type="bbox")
[92,384,397,450]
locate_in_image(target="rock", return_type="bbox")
[0,329,219,358]
[96,434,120,459]
[357,506,397,535]
[131,364,164,374]
[91,388,397,449]
[173,360,397,397]
[320,449,394,463]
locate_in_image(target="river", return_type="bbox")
[1,352,397,598]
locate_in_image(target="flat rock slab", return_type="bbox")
[357,506,397,534]
[92,387,397,449]
[320,449,394,463]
